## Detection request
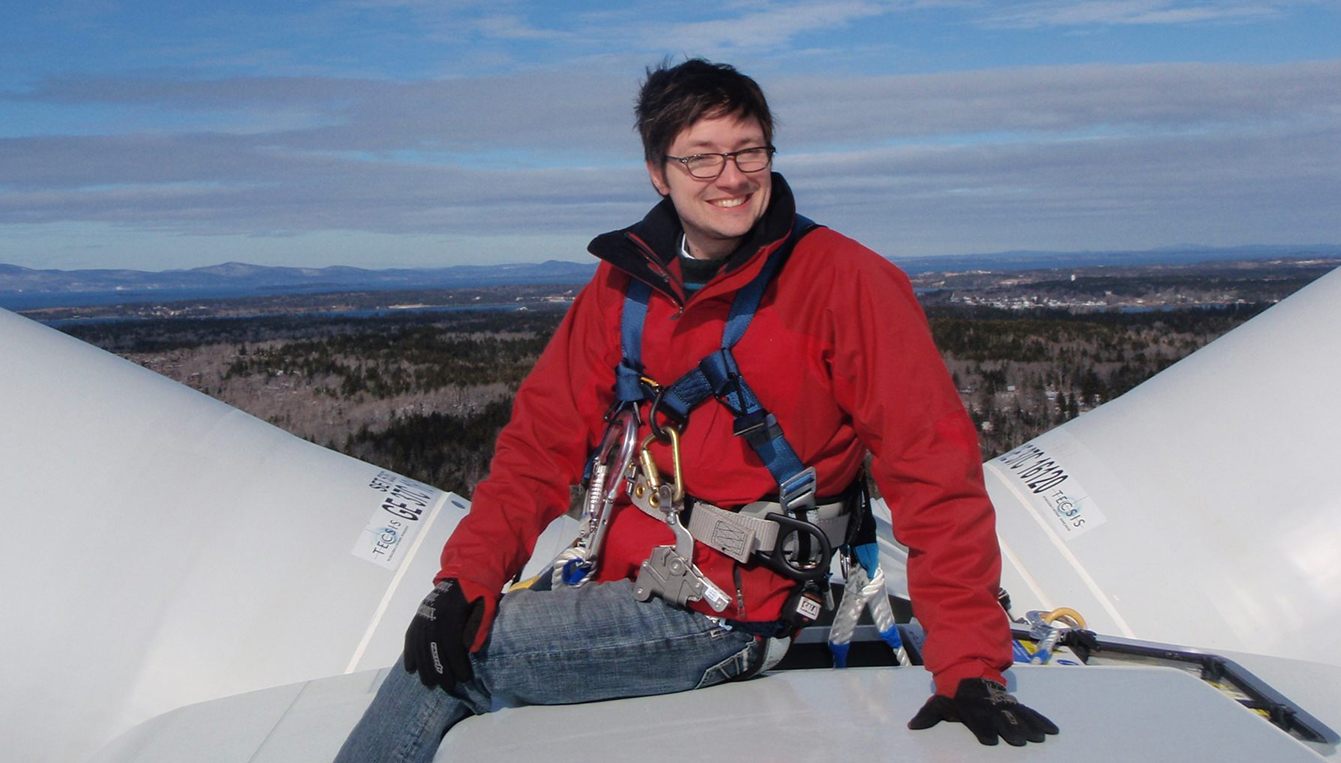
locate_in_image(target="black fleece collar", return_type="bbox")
[587,173,798,282]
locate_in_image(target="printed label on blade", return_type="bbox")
[995,441,1107,540]
[351,470,442,569]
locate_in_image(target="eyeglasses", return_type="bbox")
[664,146,776,180]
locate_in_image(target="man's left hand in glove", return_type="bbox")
[908,677,1059,746]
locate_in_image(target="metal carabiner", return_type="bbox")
[639,426,684,506]
[647,383,689,443]
[593,407,640,504]
[558,407,641,588]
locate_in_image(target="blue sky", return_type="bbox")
[2,1,1338,271]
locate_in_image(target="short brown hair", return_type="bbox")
[635,58,774,164]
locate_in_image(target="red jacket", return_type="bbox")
[439,176,1010,695]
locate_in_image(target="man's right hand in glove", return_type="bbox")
[403,578,497,691]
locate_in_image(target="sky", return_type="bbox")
[1,1,1339,271]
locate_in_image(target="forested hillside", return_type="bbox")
[60,300,1266,494]
[928,305,1262,456]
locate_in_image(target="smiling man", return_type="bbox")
[335,58,1055,762]
[649,114,773,259]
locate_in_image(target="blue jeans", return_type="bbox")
[334,579,761,763]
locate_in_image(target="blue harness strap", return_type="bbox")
[617,215,818,511]
[615,278,652,405]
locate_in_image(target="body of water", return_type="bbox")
[33,302,541,327]
[0,287,275,311]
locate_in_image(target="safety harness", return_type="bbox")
[614,215,821,517]
[606,214,857,626]
[557,214,905,655]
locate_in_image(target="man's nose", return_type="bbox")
[715,156,750,186]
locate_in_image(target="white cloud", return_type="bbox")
[650,1,892,51]
[17,58,1335,156]
[1,57,1337,260]
[771,59,1341,145]
[979,0,1312,28]
[0,133,654,239]
[474,13,572,41]
[784,121,1341,254]
[7,62,641,151]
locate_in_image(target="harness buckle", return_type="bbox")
[731,410,783,448]
[778,466,818,514]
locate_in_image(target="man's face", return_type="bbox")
[647,113,772,261]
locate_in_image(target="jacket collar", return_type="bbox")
[588,173,798,301]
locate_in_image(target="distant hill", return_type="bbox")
[0,260,597,310]
[4,244,1339,310]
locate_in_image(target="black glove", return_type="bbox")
[403,579,486,691]
[908,677,1059,746]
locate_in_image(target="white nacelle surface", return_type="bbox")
[89,661,1340,762]
[9,261,1341,762]
[986,265,1341,665]
[0,310,508,763]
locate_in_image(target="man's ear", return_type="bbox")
[646,161,670,197]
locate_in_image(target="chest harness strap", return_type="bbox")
[616,216,860,602]
[619,215,819,508]
[555,217,820,593]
